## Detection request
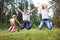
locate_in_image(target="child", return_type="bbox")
[38,3,55,30]
[16,5,37,30]
[8,15,21,32]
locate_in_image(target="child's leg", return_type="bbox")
[26,22,31,30]
[45,19,52,30]
[8,25,12,31]
[20,22,25,29]
[38,20,44,29]
[11,25,16,32]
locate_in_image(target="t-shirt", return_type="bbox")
[9,18,15,25]
[22,12,30,21]
[41,9,49,19]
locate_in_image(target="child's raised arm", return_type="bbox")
[48,3,55,10]
[30,7,37,13]
[15,5,23,13]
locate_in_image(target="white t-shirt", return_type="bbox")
[41,9,49,19]
[22,12,30,21]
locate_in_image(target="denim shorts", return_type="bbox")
[20,21,31,30]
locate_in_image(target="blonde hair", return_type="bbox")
[12,15,17,19]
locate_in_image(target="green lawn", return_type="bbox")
[0,28,60,40]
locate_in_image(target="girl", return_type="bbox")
[38,3,55,30]
[8,15,21,32]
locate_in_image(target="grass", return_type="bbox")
[0,28,60,40]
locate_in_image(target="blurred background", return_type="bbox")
[0,0,60,29]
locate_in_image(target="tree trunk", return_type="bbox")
[53,0,60,27]
[0,1,4,28]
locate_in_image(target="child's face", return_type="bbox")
[24,9,27,14]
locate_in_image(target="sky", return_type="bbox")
[32,0,54,17]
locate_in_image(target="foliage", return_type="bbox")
[30,3,39,28]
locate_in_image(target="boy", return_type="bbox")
[16,5,37,30]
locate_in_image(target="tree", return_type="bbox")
[53,0,60,27]
[30,3,38,28]
[0,0,4,28]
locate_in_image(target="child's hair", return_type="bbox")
[41,4,47,9]
[12,15,17,19]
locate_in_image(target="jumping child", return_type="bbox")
[16,5,37,30]
[38,3,55,30]
[8,15,21,32]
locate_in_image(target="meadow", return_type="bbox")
[0,27,60,40]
